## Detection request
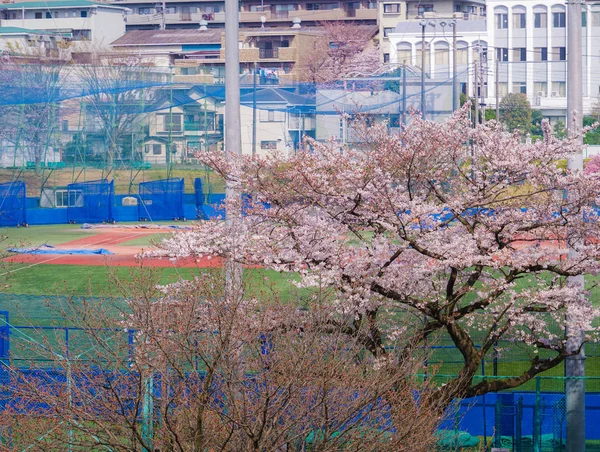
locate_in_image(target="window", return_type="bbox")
[417,4,434,15]
[34,11,42,18]
[152,144,162,155]
[551,81,566,96]
[553,12,566,27]
[45,11,53,18]
[383,3,400,13]
[497,82,508,97]
[534,82,548,96]
[552,46,566,61]
[55,190,83,208]
[260,109,285,122]
[513,82,526,94]
[496,13,508,29]
[534,12,547,28]
[306,2,336,10]
[165,6,176,13]
[513,48,527,62]
[496,47,508,62]
[582,11,587,27]
[534,47,548,61]
[383,53,390,63]
[260,141,277,150]
[138,7,152,14]
[513,13,526,28]
[80,10,87,17]
[72,29,91,41]
[455,4,461,12]
[62,120,69,132]
[383,27,394,37]
[592,11,600,27]
[158,114,182,132]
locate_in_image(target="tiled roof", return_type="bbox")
[112,29,222,46]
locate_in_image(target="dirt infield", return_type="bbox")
[2,227,224,268]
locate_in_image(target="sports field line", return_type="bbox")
[0,255,65,277]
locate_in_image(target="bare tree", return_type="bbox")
[4,267,446,451]
[302,22,382,84]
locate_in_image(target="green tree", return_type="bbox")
[583,116,600,144]
[499,93,532,133]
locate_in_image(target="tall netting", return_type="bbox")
[67,179,114,224]
[0,181,26,227]
[138,178,185,221]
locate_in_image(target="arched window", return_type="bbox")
[512,5,526,29]
[551,4,566,28]
[456,40,469,66]
[533,5,548,28]
[495,6,508,29]
[396,42,412,64]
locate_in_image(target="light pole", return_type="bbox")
[565,0,585,450]
[224,0,242,296]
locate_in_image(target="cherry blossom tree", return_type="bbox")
[302,22,381,84]
[155,108,600,406]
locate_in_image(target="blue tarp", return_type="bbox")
[8,245,113,255]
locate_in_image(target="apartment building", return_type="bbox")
[0,27,71,58]
[486,0,600,118]
[112,0,377,31]
[0,0,130,49]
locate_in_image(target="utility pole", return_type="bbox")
[252,62,257,156]
[451,20,458,112]
[402,60,407,124]
[420,20,426,119]
[565,0,585,450]
[474,61,479,125]
[495,59,500,121]
[225,0,242,296]
[161,0,166,30]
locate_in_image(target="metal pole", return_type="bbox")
[161,0,166,30]
[474,61,479,125]
[420,21,426,119]
[452,21,458,112]
[566,0,585,450]
[402,60,407,124]
[252,62,257,156]
[495,59,500,121]
[225,0,243,296]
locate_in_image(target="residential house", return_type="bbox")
[239,87,314,156]
[143,86,223,164]
[0,27,71,59]
[0,0,130,50]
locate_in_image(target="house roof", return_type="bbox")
[0,26,48,35]
[239,87,314,106]
[241,25,378,38]
[0,1,127,10]
[112,29,222,47]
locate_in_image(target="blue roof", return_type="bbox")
[239,87,314,107]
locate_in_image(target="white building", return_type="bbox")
[0,26,71,58]
[486,0,600,119]
[0,0,130,50]
[387,20,487,104]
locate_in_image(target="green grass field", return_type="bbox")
[1,224,600,383]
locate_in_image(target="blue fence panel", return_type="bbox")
[67,179,114,224]
[0,181,26,227]
[138,178,185,221]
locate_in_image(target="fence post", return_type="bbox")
[494,397,502,448]
[516,396,523,452]
[533,377,541,452]
[127,329,134,366]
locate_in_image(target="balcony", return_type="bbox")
[173,74,215,84]
[126,11,224,25]
[259,48,278,59]
[289,116,316,130]
[184,121,215,132]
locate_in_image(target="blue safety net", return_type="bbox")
[0,181,26,227]
[138,178,185,221]
[67,179,114,224]
[194,178,204,207]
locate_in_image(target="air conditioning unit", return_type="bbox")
[551,91,558,97]
[537,91,544,97]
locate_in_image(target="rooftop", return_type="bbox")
[112,29,222,46]
[240,87,314,106]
